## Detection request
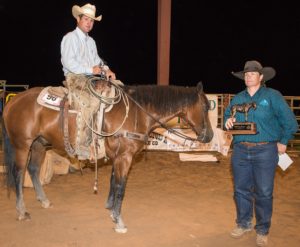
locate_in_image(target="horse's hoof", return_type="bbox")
[17,212,31,221]
[114,226,128,234]
[41,200,53,209]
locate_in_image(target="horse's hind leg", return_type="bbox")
[14,166,31,220]
[27,139,52,209]
[14,148,32,220]
[3,122,31,220]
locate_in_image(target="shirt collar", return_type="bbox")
[75,27,89,41]
[243,85,265,98]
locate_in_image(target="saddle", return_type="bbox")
[37,86,75,112]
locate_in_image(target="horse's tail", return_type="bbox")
[1,117,16,191]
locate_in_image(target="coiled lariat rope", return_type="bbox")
[87,77,122,105]
[79,76,130,137]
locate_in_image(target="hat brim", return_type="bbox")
[72,5,102,21]
[232,67,276,82]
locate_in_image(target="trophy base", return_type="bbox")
[227,122,257,135]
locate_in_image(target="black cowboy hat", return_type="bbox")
[232,60,276,82]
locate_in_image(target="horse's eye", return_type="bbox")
[205,101,211,112]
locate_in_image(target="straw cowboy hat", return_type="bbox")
[72,3,102,21]
[232,60,276,82]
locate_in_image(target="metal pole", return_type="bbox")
[157,0,171,85]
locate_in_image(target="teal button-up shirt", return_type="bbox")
[224,86,298,144]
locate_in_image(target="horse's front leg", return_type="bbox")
[111,176,127,233]
[105,166,128,233]
[105,166,115,210]
[108,154,132,233]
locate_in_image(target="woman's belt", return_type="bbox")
[239,142,269,147]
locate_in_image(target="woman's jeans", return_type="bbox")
[231,142,278,235]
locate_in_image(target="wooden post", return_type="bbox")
[157,0,171,85]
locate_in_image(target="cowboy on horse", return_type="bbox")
[59,3,119,160]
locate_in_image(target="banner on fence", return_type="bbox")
[145,127,232,156]
[207,94,218,127]
[145,94,228,154]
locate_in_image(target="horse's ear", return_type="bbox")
[196,81,203,94]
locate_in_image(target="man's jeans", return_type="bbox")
[231,142,278,235]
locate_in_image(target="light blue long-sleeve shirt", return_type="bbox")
[61,27,103,76]
[224,86,298,145]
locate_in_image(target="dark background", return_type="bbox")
[0,0,299,95]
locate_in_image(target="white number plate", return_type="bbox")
[42,93,62,106]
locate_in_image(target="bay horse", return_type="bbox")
[2,79,214,233]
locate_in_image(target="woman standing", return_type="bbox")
[224,60,298,246]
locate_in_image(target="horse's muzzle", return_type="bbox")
[196,128,214,143]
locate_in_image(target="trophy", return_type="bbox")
[227,102,257,134]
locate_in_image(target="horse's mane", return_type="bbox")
[125,85,199,114]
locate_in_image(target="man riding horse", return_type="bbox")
[60,3,117,160]
[61,3,116,80]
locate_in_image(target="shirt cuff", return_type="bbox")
[101,65,109,71]
[280,138,289,145]
[87,67,93,74]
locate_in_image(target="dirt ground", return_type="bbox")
[0,151,300,247]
